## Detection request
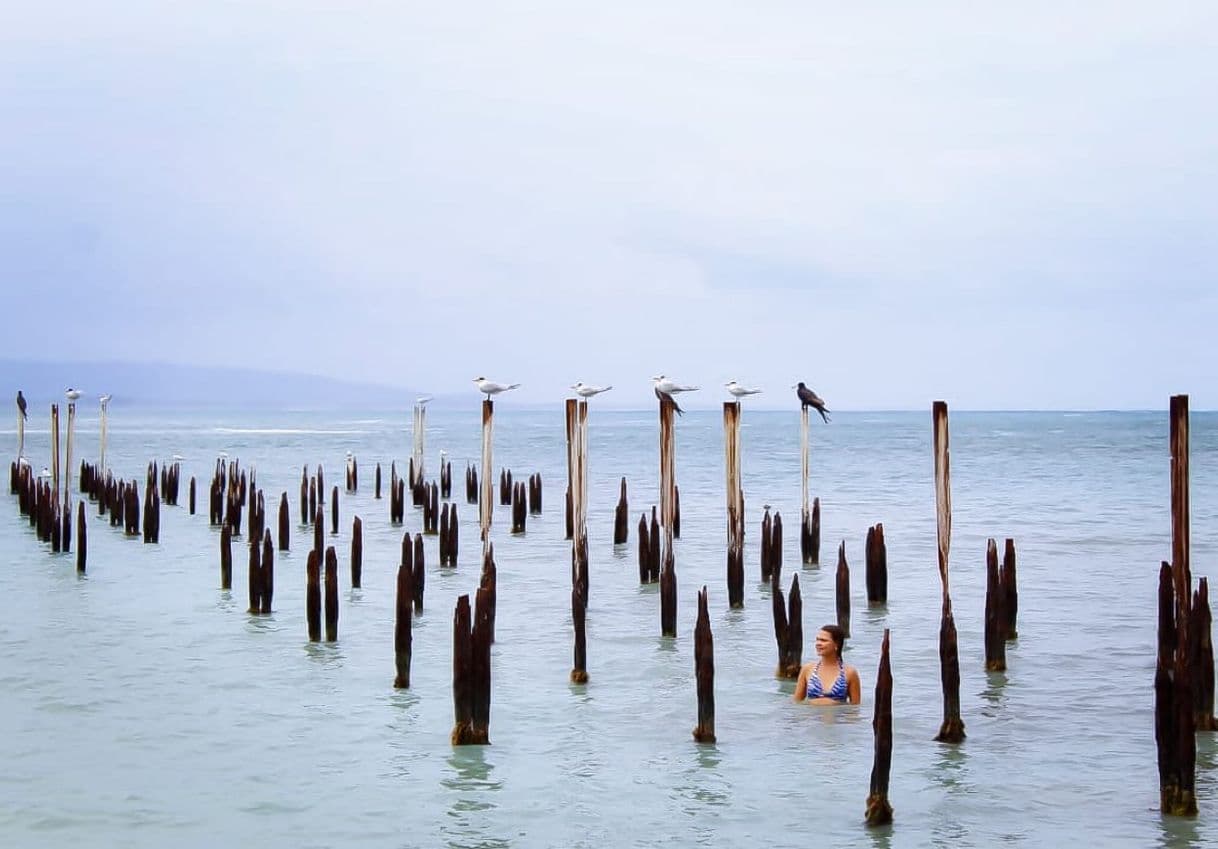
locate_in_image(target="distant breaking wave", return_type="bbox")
[211,427,368,436]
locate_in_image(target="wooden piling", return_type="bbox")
[413,402,426,489]
[772,573,803,678]
[649,507,661,583]
[803,497,821,566]
[984,539,1006,672]
[724,402,745,609]
[480,542,497,644]
[75,499,86,572]
[932,401,966,743]
[1192,578,1216,730]
[480,400,493,540]
[375,462,382,500]
[571,583,588,684]
[351,516,362,588]
[865,524,887,605]
[64,401,76,507]
[393,557,413,689]
[1002,538,1018,639]
[220,523,232,590]
[261,530,274,614]
[248,532,263,614]
[317,465,324,505]
[674,485,681,539]
[324,545,339,641]
[658,394,676,532]
[413,534,425,613]
[306,550,321,642]
[330,486,339,535]
[836,541,851,639]
[638,512,650,583]
[660,528,677,637]
[277,493,289,551]
[865,629,894,826]
[1157,394,1197,814]
[799,407,819,565]
[761,508,772,581]
[451,595,474,743]
[313,506,324,563]
[771,512,783,586]
[189,476,196,515]
[614,478,629,545]
[692,586,716,743]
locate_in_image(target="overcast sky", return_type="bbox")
[2,3,1215,409]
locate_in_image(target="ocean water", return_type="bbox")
[1,406,1216,848]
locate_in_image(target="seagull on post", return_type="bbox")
[724,380,763,400]
[794,382,831,423]
[651,375,699,416]
[473,377,521,399]
[571,382,613,399]
[65,388,82,402]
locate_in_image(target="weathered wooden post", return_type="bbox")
[480,401,493,540]
[692,586,716,743]
[306,550,321,642]
[16,393,26,460]
[614,478,629,545]
[771,512,784,586]
[261,529,274,614]
[278,493,289,551]
[247,533,263,614]
[566,398,590,607]
[638,512,651,583]
[64,401,76,510]
[220,523,233,590]
[351,516,362,588]
[412,401,426,490]
[393,555,413,689]
[317,464,324,505]
[413,534,425,613]
[804,497,821,566]
[836,541,851,639]
[772,573,803,678]
[99,393,109,477]
[865,629,894,826]
[984,539,1006,671]
[571,583,588,684]
[799,406,816,564]
[1192,578,1216,730]
[649,507,661,583]
[932,401,965,743]
[330,486,339,535]
[324,545,339,641]
[375,462,382,500]
[865,524,887,605]
[1156,394,1197,814]
[75,499,86,572]
[188,476,196,515]
[1002,538,1018,639]
[658,395,677,532]
[660,528,677,637]
[451,589,493,745]
[50,404,60,508]
[724,402,745,608]
[480,542,497,644]
[313,506,324,564]
[761,507,772,581]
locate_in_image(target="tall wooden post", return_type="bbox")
[658,395,676,531]
[50,404,60,507]
[865,629,894,825]
[932,401,965,743]
[480,400,493,540]
[413,402,426,487]
[99,395,109,475]
[724,401,744,609]
[64,401,76,506]
[16,401,25,460]
[800,407,817,564]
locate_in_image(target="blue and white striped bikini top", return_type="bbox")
[806,661,848,702]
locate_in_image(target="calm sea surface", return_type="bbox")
[1,407,1216,848]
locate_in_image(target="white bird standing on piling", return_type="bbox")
[725,380,763,399]
[571,382,613,399]
[99,393,112,406]
[415,396,433,406]
[473,377,520,398]
[651,375,699,416]
[65,388,81,401]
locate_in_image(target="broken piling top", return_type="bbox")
[932,400,952,593]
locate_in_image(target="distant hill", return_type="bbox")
[0,359,421,410]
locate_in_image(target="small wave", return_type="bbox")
[211,427,368,435]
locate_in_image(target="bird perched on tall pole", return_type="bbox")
[651,375,699,416]
[473,377,520,399]
[571,382,612,399]
[724,380,763,400]
[794,382,830,423]
[16,390,27,420]
[65,388,82,402]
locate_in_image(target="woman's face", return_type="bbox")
[814,629,837,658]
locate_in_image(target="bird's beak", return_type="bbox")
[791,384,798,389]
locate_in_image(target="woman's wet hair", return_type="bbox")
[819,624,846,660]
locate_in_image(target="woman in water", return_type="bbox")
[792,624,861,705]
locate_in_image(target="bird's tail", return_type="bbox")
[604,385,613,392]
[818,407,831,423]
[508,383,521,390]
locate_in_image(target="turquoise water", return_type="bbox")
[2,407,1216,848]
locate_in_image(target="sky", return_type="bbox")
[1,2,1216,410]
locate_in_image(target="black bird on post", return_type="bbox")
[16,390,27,420]
[795,382,830,423]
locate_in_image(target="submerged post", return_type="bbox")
[984,539,1007,671]
[865,629,894,826]
[724,401,744,609]
[393,555,413,689]
[865,524,887,605]
[932,401,965,743]
[613,477,629,545]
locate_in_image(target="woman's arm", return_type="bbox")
[846,666,862,705]
[793,664,810,702]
